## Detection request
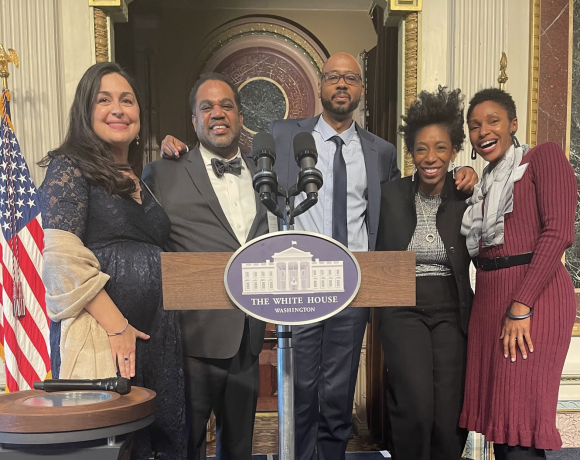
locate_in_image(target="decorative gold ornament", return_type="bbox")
[89,0,130,22]
[0,45,19,90]
[194,22,325,79]
[94,8,109,63]
[498,52,508,90]
[382,0,423,26]
[403,13,419,177]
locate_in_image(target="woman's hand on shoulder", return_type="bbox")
[454,166,479,194]
[108,324,150,378]
[500,301,534,362]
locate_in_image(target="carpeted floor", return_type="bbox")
[546,449,580,459]
[206,412,381,456]
[208,455,389,460]
[206,413,580,459]
[208,450,580,460]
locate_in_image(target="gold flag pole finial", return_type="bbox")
[0,44,20,90]
[498,52,508,90]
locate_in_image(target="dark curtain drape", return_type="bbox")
[365,4,400,449]
[365,7,399,146]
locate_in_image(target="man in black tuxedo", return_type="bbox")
[143,73,267,460]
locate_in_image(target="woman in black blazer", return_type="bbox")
[377,87,473,460]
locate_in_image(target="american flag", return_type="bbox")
[0,88,51,392]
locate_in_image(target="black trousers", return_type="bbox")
[183,320,260,460]
[493,444,547,460]
[379,276,468,460]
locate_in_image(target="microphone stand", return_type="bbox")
[255,176,319,460]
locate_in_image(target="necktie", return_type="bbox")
[211,157,242,178]
[331,135,348,247]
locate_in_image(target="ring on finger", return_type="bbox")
[124,357,129,361]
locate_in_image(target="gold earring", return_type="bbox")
[135,135,140,145]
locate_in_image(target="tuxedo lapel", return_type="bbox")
[184,147,238,242]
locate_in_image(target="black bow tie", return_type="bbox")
[211,157,243,178]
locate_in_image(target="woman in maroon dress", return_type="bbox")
[459,88,577,460]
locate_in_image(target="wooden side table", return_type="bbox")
[0,387,156,459]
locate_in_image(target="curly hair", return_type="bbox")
[466,87,517,122]
[399,86,465,154]
[39,62,144,196]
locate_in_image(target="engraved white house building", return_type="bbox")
[242,243,344,295]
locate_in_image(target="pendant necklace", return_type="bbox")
[417,191,436,243]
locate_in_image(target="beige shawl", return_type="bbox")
[43,228,116,379]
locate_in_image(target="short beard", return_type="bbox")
[321,94,360,116]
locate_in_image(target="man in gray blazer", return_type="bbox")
[268,53,399,460]
[143,73,267,460]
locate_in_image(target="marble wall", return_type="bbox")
[566,0,580,291]
[537,0,572,148]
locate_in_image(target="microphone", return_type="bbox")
[291,132,323,219]
[252,132,282,218]
[33,377,131,395]
[293,132,323,195]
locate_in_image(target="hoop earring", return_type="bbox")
[511,132,520,148]
[411,164,416,181]
[451,161,455,179]
[135,135,140,146]
[471,148,477,160]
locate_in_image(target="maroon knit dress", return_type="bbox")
[459,142,577,450]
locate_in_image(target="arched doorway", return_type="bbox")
[185,16,328,153]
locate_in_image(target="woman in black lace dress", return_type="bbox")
[39,62,186,460]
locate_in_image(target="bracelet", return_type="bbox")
[506,305,534,320]
[106,318,129,336]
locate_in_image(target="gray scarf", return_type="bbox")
[461,144,530,257]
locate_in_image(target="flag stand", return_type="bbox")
[0,45,52,392]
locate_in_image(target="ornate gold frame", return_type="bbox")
[194,22,326,79]
[388,0,422,13]
[403,13,419,177]
[89,0,130,22]
[91,0,134,62]
[93,8,109,63]
[527,0,540,148]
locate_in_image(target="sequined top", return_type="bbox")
[408,191,452,277]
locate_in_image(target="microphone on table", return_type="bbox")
[33,377,131,395]
[252,131,283,218]
[291,132,323,218]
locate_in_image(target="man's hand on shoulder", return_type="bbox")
[161,135,187,159]
[454,166,478,194]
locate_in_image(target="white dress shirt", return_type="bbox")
[294,116,369,251]
[199,144,256,244]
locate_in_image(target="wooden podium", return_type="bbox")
[161,251,415,310]
[161,250,415,460]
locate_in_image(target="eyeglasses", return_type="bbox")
[322,72,362,86]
